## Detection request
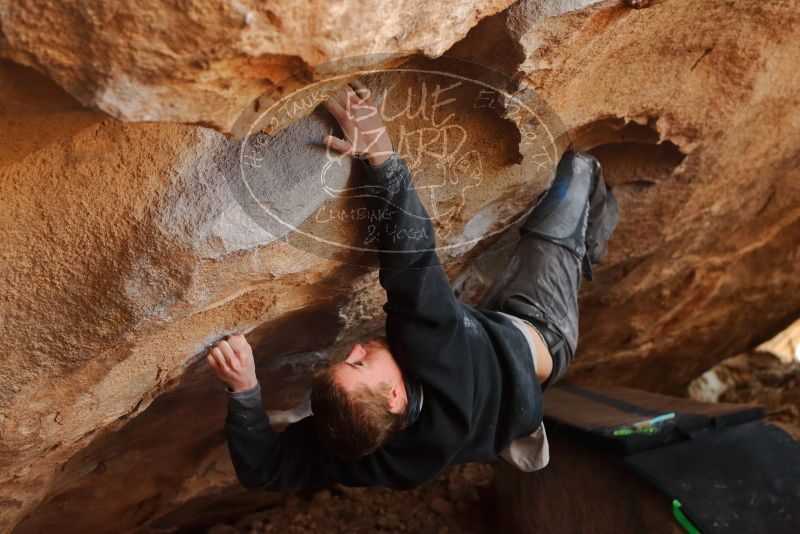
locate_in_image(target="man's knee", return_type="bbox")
[528,319,574,390]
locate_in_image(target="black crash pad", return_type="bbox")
[543,385,765,454]
[624,421,800,534]
[542,385,800,533]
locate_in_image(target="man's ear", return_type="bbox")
[387,387,400,413]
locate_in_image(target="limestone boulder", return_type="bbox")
[516,0,800,389]
[1,0,799,532]
[0,46,557,534]
[0,0,516,133]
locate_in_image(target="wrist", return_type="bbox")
[365,138,394,167]
[228,378,258,393]
[367,152,392,166]
[227,381,262,411]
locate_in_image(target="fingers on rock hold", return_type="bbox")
[227,334,248,353]
[324,97,346,119]
[210,347,227,371]
[324,135,352,154]
[349,79,371,102]
[328,90,350,111]
[217,340,236,361]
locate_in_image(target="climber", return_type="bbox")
[207,80,619,490]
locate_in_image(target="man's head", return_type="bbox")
[310,337,408,460]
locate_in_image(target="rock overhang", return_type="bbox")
[2,0,800,532]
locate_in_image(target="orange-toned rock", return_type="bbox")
[514,0,800,390]
[0,34,555,534]
[1,0,799,532]
[0,0,516,133]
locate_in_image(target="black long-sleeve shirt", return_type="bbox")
[225,152,543,491]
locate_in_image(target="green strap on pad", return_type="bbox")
[672,499,701,534]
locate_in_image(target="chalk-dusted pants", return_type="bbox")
[480,151,618,389]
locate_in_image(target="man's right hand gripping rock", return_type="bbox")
[207,334,258,393]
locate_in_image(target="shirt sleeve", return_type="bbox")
[225,383,332,491]
[225,382,434,491]
[360,152,461,340]
[227,382,263,410]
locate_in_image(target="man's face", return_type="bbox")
[332,337,399,394]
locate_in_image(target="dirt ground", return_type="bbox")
[205,463,496,534]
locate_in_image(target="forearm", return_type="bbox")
[361,152,438,269]
[225,384,332,492]
[360,153,458,326]
[225,383,282,490]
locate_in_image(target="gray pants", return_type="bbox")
[481,238,582,389]
[479,151,616,390]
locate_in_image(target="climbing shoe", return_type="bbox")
[520,151,618,280]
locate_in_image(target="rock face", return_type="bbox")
[0,0,516,133]
[1,0,799,532]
